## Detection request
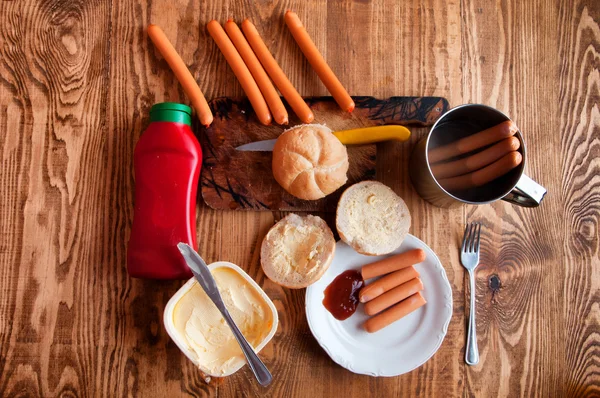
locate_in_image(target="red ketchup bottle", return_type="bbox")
[127,103,201,279]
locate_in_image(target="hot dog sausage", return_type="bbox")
[428,121,517,163]
[361,249,426,280]
[207,20,272,125]
[430,136,521,179]
[224,20,288,125]
[284,10,354,113]
[241,19,314,124]
[359,266,419,303]
[438,151,523,191]
[363,292,427,333]
[364,277,424,316]
[147,25,213,127]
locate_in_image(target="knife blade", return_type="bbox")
[177,243,220,297]
[236,139,277,152]
[176,243,273,386]
[235,125,411,151]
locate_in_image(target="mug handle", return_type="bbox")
[502,174,547,207]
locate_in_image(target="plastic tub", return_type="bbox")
[163,261,278,377]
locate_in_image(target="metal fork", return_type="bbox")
[461,222,482,366]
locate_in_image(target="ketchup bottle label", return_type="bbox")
[127,103,201,279]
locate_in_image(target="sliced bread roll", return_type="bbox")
[261,213,335,289]
[336,181,411,256]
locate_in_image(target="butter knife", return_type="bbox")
[177,243,273,386]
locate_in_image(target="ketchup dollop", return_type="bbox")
[322,270,364,320]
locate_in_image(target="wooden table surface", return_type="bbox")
[1,0,599,396]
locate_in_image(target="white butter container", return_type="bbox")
[163,261,279,377]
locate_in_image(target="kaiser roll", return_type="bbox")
[272,124,349,200]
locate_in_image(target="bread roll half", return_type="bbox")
[272,124,349,200]
[260,213,335,288]
[336,181,411,256]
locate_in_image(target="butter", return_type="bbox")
[171,267,274,376]
[271,223,325,278]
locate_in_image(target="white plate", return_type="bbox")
[305,234,453,377]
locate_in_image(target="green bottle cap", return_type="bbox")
[150,102,192,126]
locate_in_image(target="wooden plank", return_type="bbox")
[461,0,561,394]
[200,96,447,212]
[372,1,466,397]
[0,0,598,396]
[555,1,600,396]
[105,0,223,396]
[218,0,466,397]
[461,0,600,396]
[0,0,113,396]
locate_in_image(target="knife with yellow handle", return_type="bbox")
[235,125,411,151]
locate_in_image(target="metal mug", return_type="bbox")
[409,104,547,208]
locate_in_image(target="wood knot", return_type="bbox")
[61,34,78,55]
[489,274,501,292]
[579,219,596,241]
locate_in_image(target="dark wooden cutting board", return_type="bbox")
[199,96,448,212]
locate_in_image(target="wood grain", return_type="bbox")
[462,0,600,397]
[556,2,600,396]
[0,0,598,397]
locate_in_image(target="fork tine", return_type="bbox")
[465,223,472,252]
[475,223,482,253]
[469,223,477,252]
[461,223,470,252]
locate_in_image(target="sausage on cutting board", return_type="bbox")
[241,19,314,124]
[224,20,288,125]
[207,20,272,126]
